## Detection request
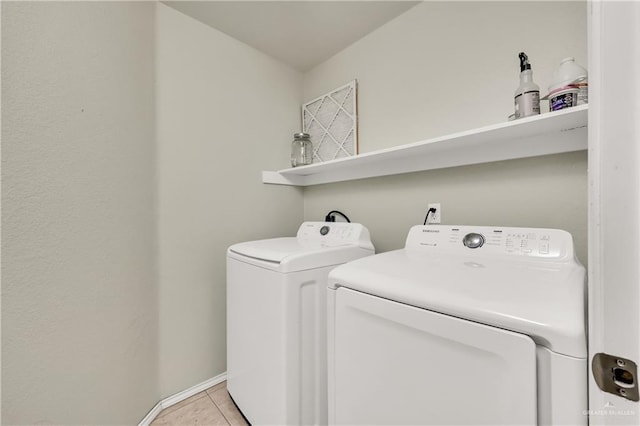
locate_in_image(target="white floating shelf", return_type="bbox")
[263,105,588,187]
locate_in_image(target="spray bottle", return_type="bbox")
[514,52,540,119]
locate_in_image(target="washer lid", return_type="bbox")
[227,222,374,273]
[229,238,373,273]
[229,237,319,264]
[328,245,587,358]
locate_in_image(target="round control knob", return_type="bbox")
[463,233,485,249]
[320,226,330,236]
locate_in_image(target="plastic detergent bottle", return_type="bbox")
[546,57,588,111]
[514,52,541,119]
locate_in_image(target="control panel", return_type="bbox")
[296,222,374,250]
[405,225,574,260]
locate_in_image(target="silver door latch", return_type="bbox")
[592,353,639,401]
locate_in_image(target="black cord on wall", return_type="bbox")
[423,208,437,225]
[325,210,351,223]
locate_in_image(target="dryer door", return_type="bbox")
[331,287,537,425]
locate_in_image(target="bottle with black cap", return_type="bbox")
[514,52,540,119]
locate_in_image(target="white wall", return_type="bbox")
[2,2,158,424]
[303,1,588,264]
[156,4,304,397]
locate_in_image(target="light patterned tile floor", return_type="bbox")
[151,381,248,426]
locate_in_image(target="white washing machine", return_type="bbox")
[227,222,374,425]
[327,225,587,425]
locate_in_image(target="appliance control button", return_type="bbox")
[320,226,330,236]
[463,233,485,249]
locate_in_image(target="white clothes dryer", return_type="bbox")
[227,222,374,425]
[327,225,587,425]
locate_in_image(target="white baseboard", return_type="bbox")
[160,372,228,410]
[138,401,163,426]
[138,372,227,426]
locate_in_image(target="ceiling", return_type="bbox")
[162,1,421,71]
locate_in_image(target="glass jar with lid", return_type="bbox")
[291,132,313,167]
